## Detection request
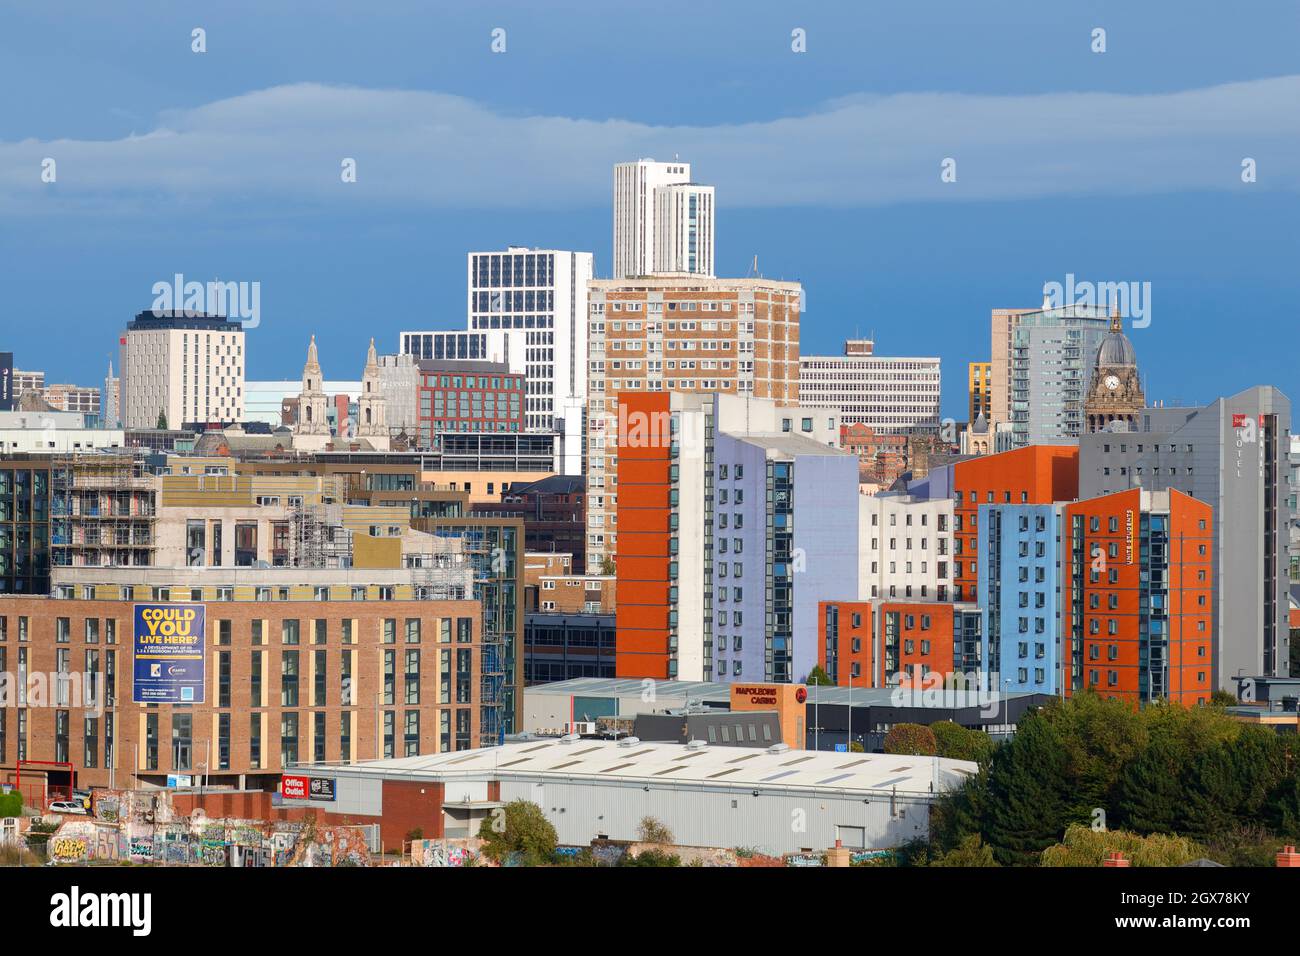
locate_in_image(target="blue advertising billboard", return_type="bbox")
[132,604,206,704]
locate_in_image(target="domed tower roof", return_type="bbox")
[1095,309,1137,368]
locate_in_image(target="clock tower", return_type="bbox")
[1084,309,1144,433]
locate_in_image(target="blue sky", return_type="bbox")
[1,0,1297,420]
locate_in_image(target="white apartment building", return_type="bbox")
[799,339,941,434]
[654,182,715,277]
[120,312,246,429]
[613,159,715,278]
[858,493,955,602]
[0,410,125,452]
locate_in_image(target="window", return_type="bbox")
[281,712,299,766]
[281,651,299,707]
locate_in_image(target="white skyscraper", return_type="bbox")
[614,159,713,278]
[654,182,715,277]
[465,248,593,432]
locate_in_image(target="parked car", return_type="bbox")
[47,801,87,816]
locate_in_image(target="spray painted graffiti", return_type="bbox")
[50,837,88,863]
[45,789,374,867]
[410,838,482,868]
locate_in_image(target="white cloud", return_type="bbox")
[1,76,1296,215]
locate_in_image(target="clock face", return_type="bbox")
[1104,375,1120,391]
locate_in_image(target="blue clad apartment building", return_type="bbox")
[978,503,1066,696]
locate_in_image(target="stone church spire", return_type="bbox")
[356,337,389,448]
[296,335,330,437]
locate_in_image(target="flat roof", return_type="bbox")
[524,677,1038,709]
[735,432,854,459]
[296,739,977,797]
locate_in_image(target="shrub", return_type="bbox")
[931,721,995,764]
[1040,824,1203,867]
[477,800,558,867]
[883,723,937,756]
[637,816,674,845]
[930,834,999,867]
[620,847,681,867]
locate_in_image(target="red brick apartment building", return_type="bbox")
[0,593,484,797]
[416,359,524,450]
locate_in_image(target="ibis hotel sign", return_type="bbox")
[132,604,206,704]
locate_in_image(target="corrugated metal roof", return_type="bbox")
[297,739,976,797]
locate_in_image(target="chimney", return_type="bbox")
[1102,851,1130,868]
[1277,845,1300,867]
[826,839,851,868]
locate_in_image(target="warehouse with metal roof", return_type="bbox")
[287,736,978,855]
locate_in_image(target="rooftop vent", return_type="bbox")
[685,739,708,750]
[767,743,791,755]
[617,736,641,748]
[558,733,581,744]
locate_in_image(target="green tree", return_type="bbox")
[1209,689,1238,707]
[1182,729,1287,840]
[477,800,558,866]
[1040,692,1147,822]
[883,723,937,756]
[599,555,616,576]
[0,789,22,818]
[930,834,999,867]
[983,716,1074,865]
[805,665,834,686]
[1041,824,1203,867]
[1269,771,1300,839]
[156,409,169,430]
[931,721,995,764]
[928,770,990,855]
[1115,736,1186,834]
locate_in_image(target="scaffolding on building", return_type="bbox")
[289,501,353,569]
[50,452,156,572]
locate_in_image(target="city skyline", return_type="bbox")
[1,1,1297,420]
